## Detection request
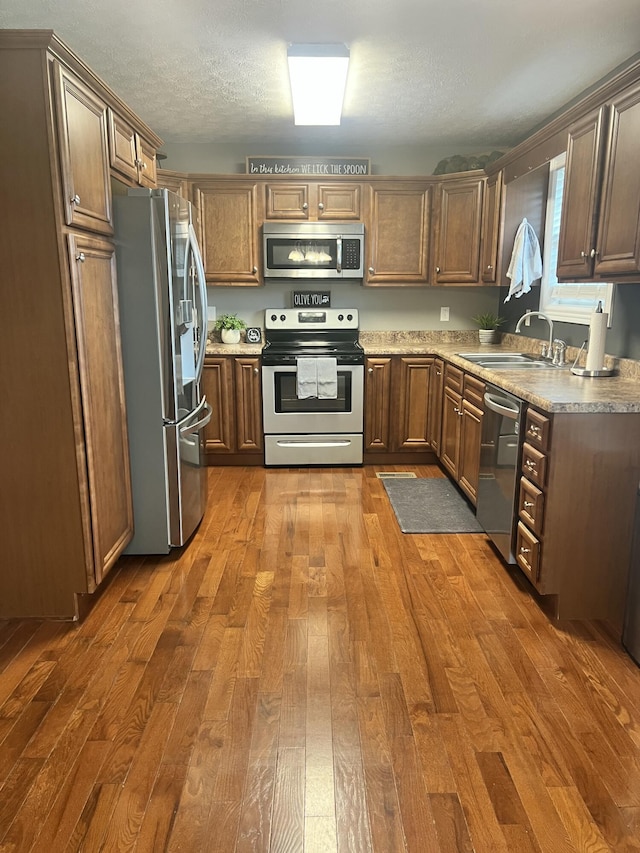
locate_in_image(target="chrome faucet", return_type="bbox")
[515,311,554,359]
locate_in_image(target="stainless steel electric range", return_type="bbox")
[261,308,364,466]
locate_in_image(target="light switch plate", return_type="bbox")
[440,307,450,321]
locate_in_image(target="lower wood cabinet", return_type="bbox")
[364,355,439,460]
[202,356,263,463]
[514,405,640,628]
[439,364,485,505]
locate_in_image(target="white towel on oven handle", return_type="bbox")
[296,357,317,399]
[316,357,338,399]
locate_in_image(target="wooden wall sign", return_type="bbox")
[247,156,370,176]
[292,291,331,307]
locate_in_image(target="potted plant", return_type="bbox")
[215,313,247,345]
[472,311,505,344]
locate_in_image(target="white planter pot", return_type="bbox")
[221,328,241,344]
[478,329,500,345]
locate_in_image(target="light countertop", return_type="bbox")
[206,330,640,414]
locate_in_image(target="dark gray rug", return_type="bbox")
[382,477,483,534]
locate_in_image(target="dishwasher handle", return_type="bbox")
[484,391,520,419]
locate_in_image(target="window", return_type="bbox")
[539,153,614,325]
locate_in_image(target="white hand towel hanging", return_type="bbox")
[316,357,338,400]
[504,217,543,302]
[296,358,317,399]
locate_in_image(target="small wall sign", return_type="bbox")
[246,156,370,176]
[246,327,262,344]
[293,291,331,308]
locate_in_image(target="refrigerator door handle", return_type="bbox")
[180,400,212,436]
[189,223,208,384]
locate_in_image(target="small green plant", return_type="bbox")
[472,311,505,330]
[214,313,247,331]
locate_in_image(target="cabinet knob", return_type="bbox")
[318,202,324,210]
[302,202,309,210]
[76,252,86,262]
[436,266,441,273]
[486,264,493,270]
[368,267,374,274]
[254,367,259,375]
[71,194,81,205]
[368,367,373,374]
[591,248,598,258]
[252,266,258,274]
[528,424,542,437]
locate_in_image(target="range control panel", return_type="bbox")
[264,308,358,330]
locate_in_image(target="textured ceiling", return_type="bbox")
[2,0,640,151]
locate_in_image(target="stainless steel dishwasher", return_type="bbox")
[623,483,640,666]
[476,383,525,563]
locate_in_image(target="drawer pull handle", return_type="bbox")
[528,424,542,437]
[519,546,531,555]
[523,500,534,509]
[525,460,537,473]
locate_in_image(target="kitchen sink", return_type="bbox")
[457,352,564,369]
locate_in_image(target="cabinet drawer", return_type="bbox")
[518,477,544,535]
[463,374,485,408]
[524,408,551,450]
[521,442,547,488]
[516,521,541,584]
[444,363,464,393]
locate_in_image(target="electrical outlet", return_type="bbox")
[440,307,450,321]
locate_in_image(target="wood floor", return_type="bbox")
[2,464,640,852]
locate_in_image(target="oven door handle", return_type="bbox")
[484,392,520,419]
[275,439,352,448]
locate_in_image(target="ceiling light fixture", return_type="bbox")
[287,43,350,126]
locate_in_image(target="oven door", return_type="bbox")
[262,364,364,434]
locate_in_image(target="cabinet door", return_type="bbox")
[192,181,261,285]
[55,63,112,236]
[67,234,133,586]
[433,176,484,284]
[316,183,361,220]
[366,183,431,285]
[480,171,504,283]
[364,357,393,451]
[440,386,462,479]
[108,110,139,183]
[557,107,607,280]
[458,399,483,505]
[393,357,433,451]
[234,357,263,452]
[265,183,310,219]
[136,136,157,188]
[427,358,444,454]
[595,83,640,278]
[202,358,235,453]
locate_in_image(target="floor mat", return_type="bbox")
[382,477,483,533]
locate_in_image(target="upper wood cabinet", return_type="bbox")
[432,175,484,284]
[157,169,189,198]
[480,171,504,283]
[54,62,113,236]
[191,180,261,285]
[558,81,640,281]
[264,181,361,220]
[365,182,432,285]
[108,110,157,188]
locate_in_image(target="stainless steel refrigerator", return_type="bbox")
[114,188,210,553]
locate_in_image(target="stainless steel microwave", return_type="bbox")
[263,222,364,279]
